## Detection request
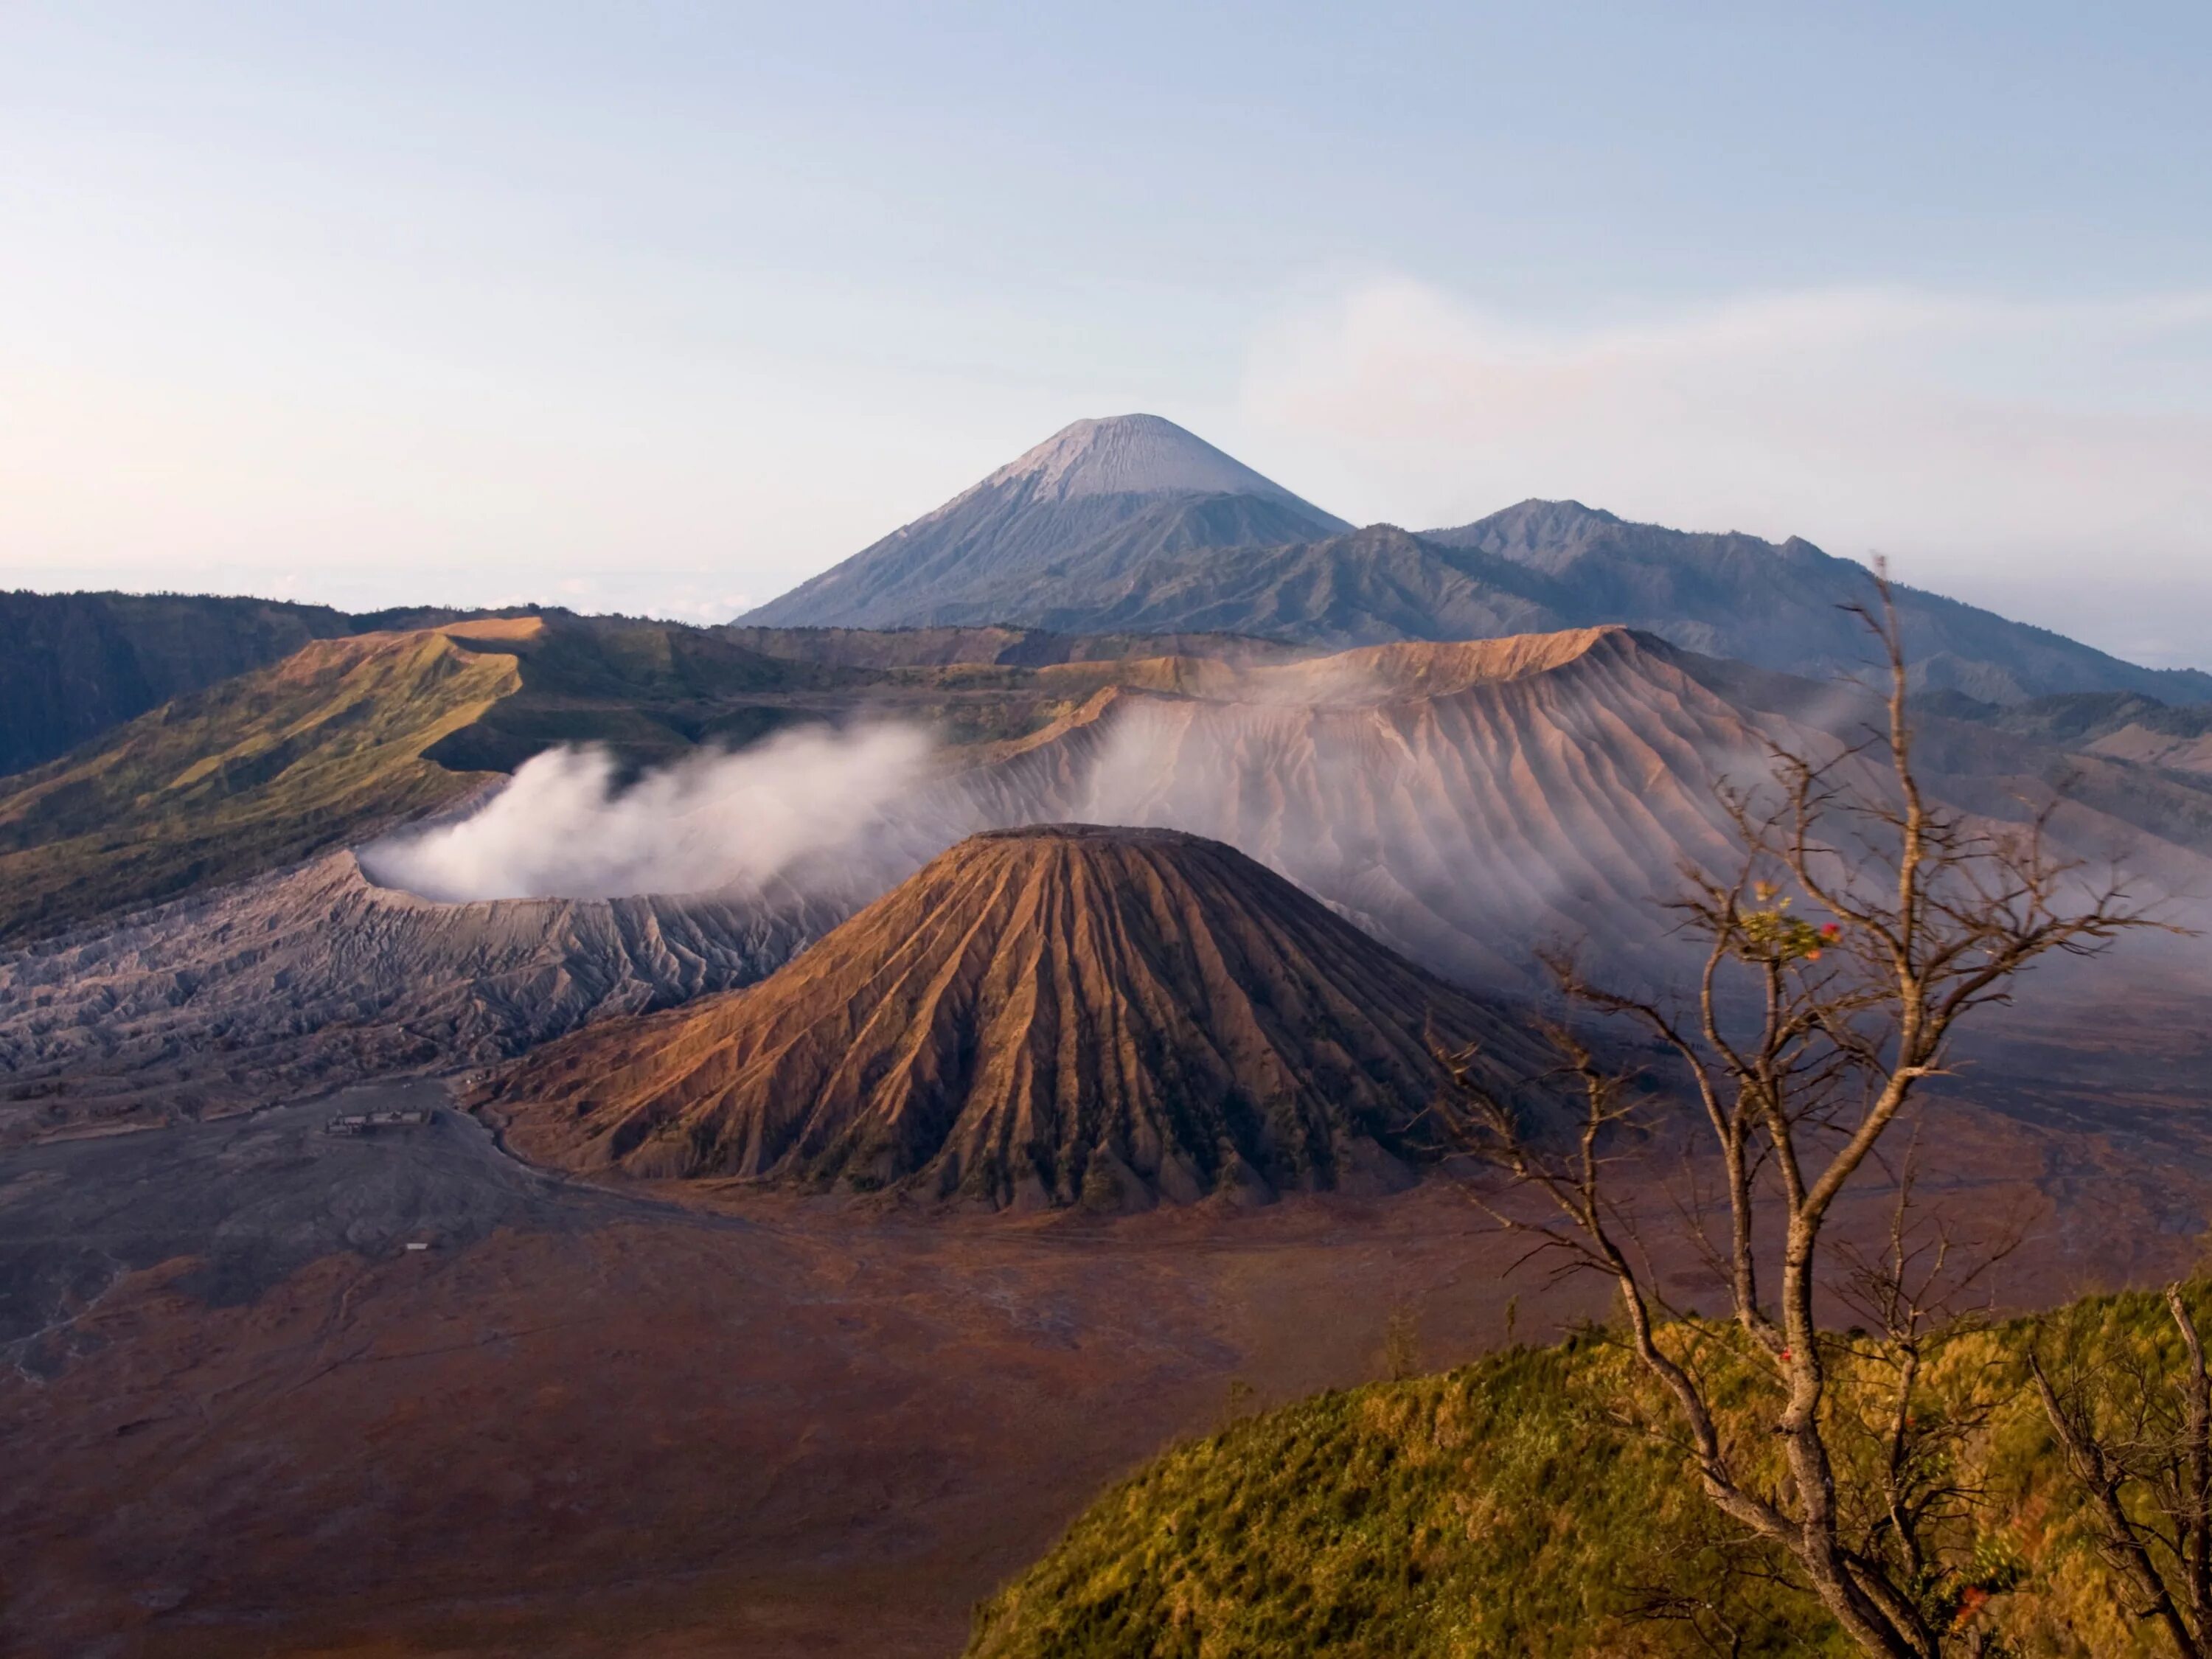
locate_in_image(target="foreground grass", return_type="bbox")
[970,1287,2208,1658]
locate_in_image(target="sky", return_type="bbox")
[3,3,2208,666]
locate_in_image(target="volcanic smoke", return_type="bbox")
[360,723,936,902]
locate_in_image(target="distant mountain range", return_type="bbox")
[9,414,2205,790]
[745,414,2212,706]
[4,403,2206,936]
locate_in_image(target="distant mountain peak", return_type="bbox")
[741,414,1348,629]
[1444,498,1625,550]
[976,413,1314,507]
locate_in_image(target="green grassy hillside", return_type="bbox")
[0,590,361,776]
[0,613,901,943]
[0,624,527,942]
[968,1287,2204,1659]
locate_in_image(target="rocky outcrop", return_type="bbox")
[0,851,848,1138]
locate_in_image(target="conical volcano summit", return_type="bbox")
[742,414,1351,630]
[482,824,1532,1209]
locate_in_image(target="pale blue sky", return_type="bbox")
[4,4,2208,663]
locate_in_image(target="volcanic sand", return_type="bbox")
[7,1066,2212,1659]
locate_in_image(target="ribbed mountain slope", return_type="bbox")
[0,850,849,1139]
[742,415,1350,628]
[942,628,2212,994]
[10,625,2205,1158]
[718,622,1307,671]
[485,826,1533,1208]
[947,630,1761,990]
[981,524,1561,649]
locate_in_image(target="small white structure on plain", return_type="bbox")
[404,1240,432,1252]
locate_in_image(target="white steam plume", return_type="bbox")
[361,723,936,902]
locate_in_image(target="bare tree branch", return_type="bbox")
[1444,563,2170,1658]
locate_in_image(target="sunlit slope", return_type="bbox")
[967,1288,2200,1659]
[957,628,1763,989]
[0,614,879,944]
[953,627,2212,993]
[419,612,854,772]
[0,590,361,776]
[0,625,526,942]
[484,825,1540,1207]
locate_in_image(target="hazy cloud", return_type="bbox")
[361,724,936,902]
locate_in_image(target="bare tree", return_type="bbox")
[2031,1284,2212,1657]
[1444,568,2157,1657]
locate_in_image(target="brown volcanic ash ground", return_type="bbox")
[0,1080,1625,1659]
[487,826,1541,1208]
[8,1083,2210,1659]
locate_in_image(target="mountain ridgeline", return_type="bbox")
[745,415,2211,705]
[16,622,2208,1147]
[0,591,358,776]
[0,591,552,782]
[0,613,869,944]
[13,414,2204,798]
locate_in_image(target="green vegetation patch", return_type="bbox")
[0,628,518,942]
[970,1287,2212,1659]
[970,1337,1835,1659]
